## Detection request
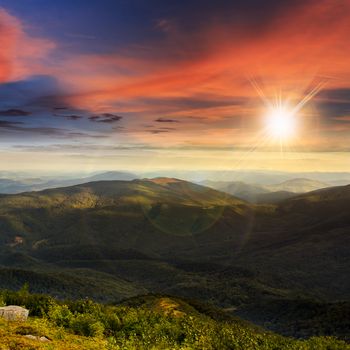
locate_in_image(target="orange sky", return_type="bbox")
[0,0,350,172]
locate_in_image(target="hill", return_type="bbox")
[254,190,297,203]
[265,178,330,193]
[0,178,349,339]
[0,171,137,194]
[234,184,350,301]
[0,289,348,349]
[200,180,269,202]
[201,178,330,203]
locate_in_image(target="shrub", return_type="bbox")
[1,289,55,316]
[48,304,73,328]
[70,313,104,337]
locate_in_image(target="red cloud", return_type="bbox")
[0,8,54,83]
[55,0,350,116]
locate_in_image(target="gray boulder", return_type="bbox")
[0,305,29,321]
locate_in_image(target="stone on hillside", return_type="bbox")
[24,335,37,340]
[0,305,29,321]
[40,336,51,342]
[24,335,51,342]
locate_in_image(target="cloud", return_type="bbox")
[0,8,55,83]
[58,0,350,114]
[148,129,172,134]
[67,132,106,138]
[317,88,350,120]
[0,75,67,110]
[0,109,31,116]
[0,1,350,152]
[64,115,83,120]
[0,120,23,127]
[55,115,83,120]
[89,113,123,123]
[64,33,96,40]
[0,119,66,136]
[155,118,180,123]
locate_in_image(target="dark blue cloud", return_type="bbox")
[318,88,350,120]
[0,120,66,136]
[89,114,123,123]
[2,0,306,54]
[0,75,61,109]
[0,109,31,116]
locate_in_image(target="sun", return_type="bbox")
[265,106,297,140]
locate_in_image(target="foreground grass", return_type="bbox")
[0,318,107,350]
[0,290,349,349]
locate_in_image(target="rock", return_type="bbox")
[24,335,37,340]
[23,335,51,342]
[0,305,29,321]
[39,336,50,342]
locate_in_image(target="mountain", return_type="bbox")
[0,178,349,339]
[0,178,249,251]
[0,178,43,194]
[254,190,297,203]
[201,178,331,203]
[200,180,267,201]
[200,180,297,203]
[235,185,350,300]
[80,171,136,182]
[265,178,329,193]
[0,171,137,194]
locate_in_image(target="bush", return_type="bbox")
[70,313,104,337]
[1,288,55,317]
[0,289,349,349]
[102,311,122,337]
[48,304,73,328]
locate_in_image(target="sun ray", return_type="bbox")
[291,79,328,115]
[247,75,272,108]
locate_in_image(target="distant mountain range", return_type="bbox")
[0,170,348,209]
[201,178,331,203]
[265,178,330,192]
[0,171,137,194]
[142,170,350,185]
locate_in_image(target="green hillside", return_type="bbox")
[0,289,348,350]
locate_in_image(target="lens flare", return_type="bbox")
[247,75,330,147]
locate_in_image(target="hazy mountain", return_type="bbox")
[142,170,350,186]
[200,180,297,203]
[0,178,43,194]
[80,171,136,182]
[200,180,267,200]
[0,171,138,194]
[201,178,331,203]
[265,178,330,193]
[254,190,297,203]
[326,179,350,186]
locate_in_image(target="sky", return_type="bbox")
[0,0,350,174]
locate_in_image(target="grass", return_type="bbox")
[0,290,349,350]
[0,317,107,350]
